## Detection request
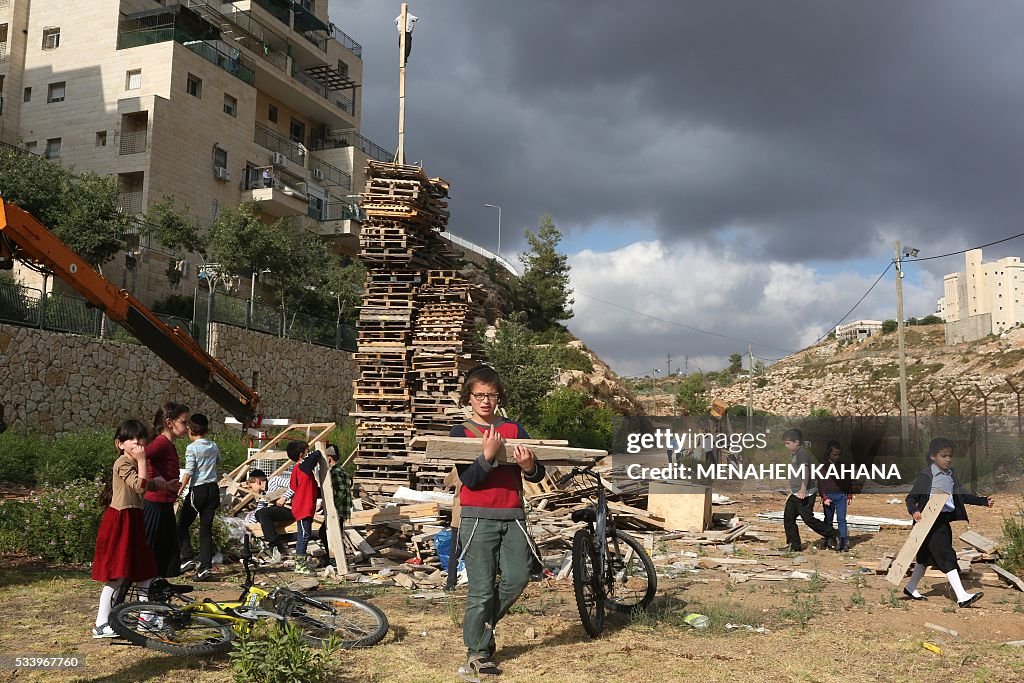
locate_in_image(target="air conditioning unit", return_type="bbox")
[271,152,287,167]
[175,259,190,278]
[311,168,325,181]
[214,166,230,181]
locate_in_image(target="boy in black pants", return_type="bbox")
[781,428,837,552]
[177,414,222,580]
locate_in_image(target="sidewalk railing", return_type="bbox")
[442,231,519,275]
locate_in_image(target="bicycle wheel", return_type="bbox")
[605,530,657,613]
[282,592,389,648]
[109,602,235,656]
[571,529,605,638]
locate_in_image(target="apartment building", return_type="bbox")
[0,0,391,304]
[938,248,1024,342]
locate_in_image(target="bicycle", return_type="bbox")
[108,537,388,655]
[558,467,657,638]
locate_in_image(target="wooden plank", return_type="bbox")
[992,565,1024,592]
[959,530,998,554]
[886,489,947,586]
[348,502,440,527]
[924,622,959,637]
[409,435,569,449]
[315,442,348,575]
[422,437,605,464]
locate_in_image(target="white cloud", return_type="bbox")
[567,239,937,376]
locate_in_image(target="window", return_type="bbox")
[289,118,305,144]
[0,23,8,43]
[42,27,60,50]
[268,104,278,123]
[96,131,107,147]
[223,93,237,117]
[125,69,141,90]
[213,147,227,169]
[44,138,61,159]
[186,73,202,98]
[337,60,349,78]
[23,87,31,102]
[46,81,65,103]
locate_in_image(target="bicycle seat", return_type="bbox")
[571,507,596,524]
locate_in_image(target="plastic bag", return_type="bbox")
[434,528,464,573]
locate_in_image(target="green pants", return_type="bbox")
[459,517,531,659]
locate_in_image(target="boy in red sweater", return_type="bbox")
[452,366,544,680]
[286,440,319,576]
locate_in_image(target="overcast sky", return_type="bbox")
[330,1,1024,375]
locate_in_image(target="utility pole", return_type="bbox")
[685,354,688,374]
[894,241,910,451]
[747,344,754,431]
[395,3,409,165]
[666,353,672,378]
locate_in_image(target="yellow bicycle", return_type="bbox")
[109,538,388,656]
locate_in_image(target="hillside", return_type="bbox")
[714,324,1024,416]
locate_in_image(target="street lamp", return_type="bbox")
[248,268,271,327]
[483,203,501,257]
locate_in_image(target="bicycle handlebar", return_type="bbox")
[557,466,598,488]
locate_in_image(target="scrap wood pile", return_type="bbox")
[353,160,485,496]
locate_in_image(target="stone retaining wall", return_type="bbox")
[0,322,356,434]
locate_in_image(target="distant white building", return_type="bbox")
[835,320,882,342]
[938,249,1024,343]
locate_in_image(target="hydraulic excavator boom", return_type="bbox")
[0,200,259,425]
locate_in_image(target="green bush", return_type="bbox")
[229,622,340,683]
[1001,505,1024,577]
[151,293,195,319]
[530,388,613,450]
[0,479,105,564]
[0,429,47,486]
[542,344,594,373]
[41,430,119,485]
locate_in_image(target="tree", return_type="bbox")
[207,203,279,286]
[533,388,613,450]
[143,196,207,255]
[322,257,365,327]
[515,214,573,332]
[918,314,943,325]
[728,353,744,374]
[482,315,556,427]
[0,147,129,267]
[676,374,709,415]
[881,319,898,334]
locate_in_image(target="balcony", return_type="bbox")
[117,8,256,86]
[330,24,362,59]
[254,123,305,165]
[117,191,145,215]
[184,1,290,74]
[119,130,148,155]
[291,65,355,115]
[242,166,308,217]
[308,155,350,189]
[253,0,291,26]
[315,130,392,162]
[0,40,7,64]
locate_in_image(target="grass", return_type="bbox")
[777,595,821,628]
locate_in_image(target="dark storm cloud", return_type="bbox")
[334,1,1024,262]
[330,1,1024,374]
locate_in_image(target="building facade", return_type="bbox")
[834,319,882,343]
[0,0,391,304]
[938,248,1024,341]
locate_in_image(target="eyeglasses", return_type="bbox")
[470,392,499,402]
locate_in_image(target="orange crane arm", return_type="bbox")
[0,200,259,426]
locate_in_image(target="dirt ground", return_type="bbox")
[2,491,1023,683]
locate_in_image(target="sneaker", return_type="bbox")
[293,557,315,576]
[138,613,165,632]
[92,624,116,639]
[457,657,500,681]
[196,568,213,581]
[179,559,197,573]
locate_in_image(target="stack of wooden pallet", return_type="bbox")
[352,161,480,493]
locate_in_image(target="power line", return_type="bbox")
[574,290,796,355]
[908,232,1024,263]
[812,260,894,345]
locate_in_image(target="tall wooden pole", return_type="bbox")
[396,3,408,165]
[894,241,910,451]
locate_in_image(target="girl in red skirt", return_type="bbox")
[91,419,171,638]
